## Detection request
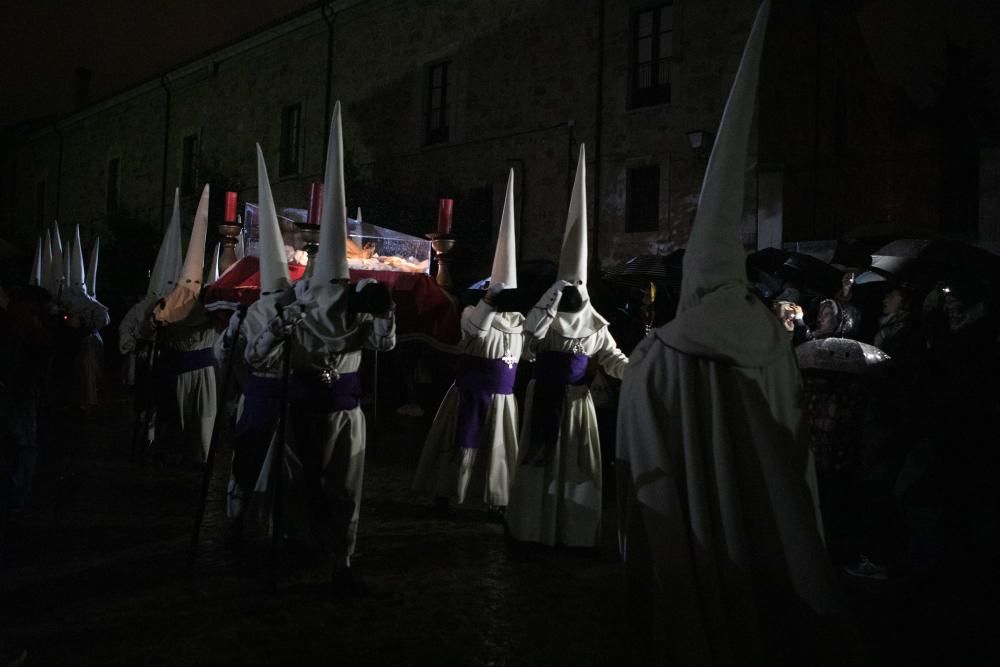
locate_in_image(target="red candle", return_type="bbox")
[437,198,453,235]
[308,182,324,226]
[224,191,238,223]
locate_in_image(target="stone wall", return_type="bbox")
[3,0,764,280]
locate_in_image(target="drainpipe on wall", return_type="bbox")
[322,3,337,149]
[55,124,64,222]
[591,0,606,274]
[159,75,172,236]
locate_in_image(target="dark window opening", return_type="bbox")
[630,3,673,108]
[279,104,301,177]
[106,158,120,213]
[626,165,660,232]
[181,134,199,195]
[426,62,450,145]
[35,181,46,227]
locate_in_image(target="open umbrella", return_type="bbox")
[795,337,891,374]
[602,250,684,290]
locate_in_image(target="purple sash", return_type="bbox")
[235,374,282,440]
[525,352,589,461]
[453,356,518,450]
[157,347,216,377]
[289,371,362,412]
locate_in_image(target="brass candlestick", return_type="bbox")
[217,222,242,274]
[295,222,322,279]
[426,233,456,290]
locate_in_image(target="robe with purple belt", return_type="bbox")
[414,306,525,505]
[505,313,628,548]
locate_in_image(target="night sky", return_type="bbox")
[0,0,315,127]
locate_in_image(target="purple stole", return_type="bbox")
[453,355,518,450]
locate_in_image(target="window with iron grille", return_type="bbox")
[626,165,660,232]
[426,62,450,145]
[106,158,120,213]
[181,134,199,195]
[35,181,46,227]
[630,3,673,108]
[280,104,302,177]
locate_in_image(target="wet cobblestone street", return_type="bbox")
[1,390,627,666]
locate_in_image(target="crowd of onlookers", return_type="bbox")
[759,260,999,587]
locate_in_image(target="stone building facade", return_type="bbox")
[2,0,764,288]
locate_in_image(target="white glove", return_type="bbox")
[269,304,305,336]
[355,277,378,292]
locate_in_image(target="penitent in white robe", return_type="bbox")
[413,302,525,506]
[62,290,110,408]
[505,303,628,547]
[248,282,395,558]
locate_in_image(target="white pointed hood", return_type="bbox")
[255,145,292,296]
[148,189,184,298]
[355,207,362,223]
[490,169,518,288]
[313,101,349,283]
[42,230,54,292]
[153,185,210,325]
[537,144,608,339]
[69,224,87,294]
[86,236,100,297]
[178,185,210,290]
[29,237,43,286]
[659,0,783,366]
[207,242,221,285]
[50,221,64,290]
[558,145,588,286]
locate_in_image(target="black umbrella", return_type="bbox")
[602,250,684,290]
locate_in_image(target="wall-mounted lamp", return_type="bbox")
[686,129,712,151]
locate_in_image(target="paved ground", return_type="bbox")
[2,387,630,666]
[2,382,995,665]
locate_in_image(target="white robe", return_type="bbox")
[248,286,395,557]
[616,288,845,665]
[154,302,218,463]
[413,303,524,506]
[62,289,110,408]
[505,302,627,547]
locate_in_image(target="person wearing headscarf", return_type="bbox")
[504,145,629,549]
[616,3,855,663]
[247,103,396,594]
[414,169,524,512]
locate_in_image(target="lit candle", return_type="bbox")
[437,198,453,235]
[308,182,324,226]
[224,191,238,223]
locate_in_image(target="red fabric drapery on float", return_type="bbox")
[204,257,460,348]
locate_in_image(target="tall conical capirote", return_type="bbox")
[490,169,518,288]
[677,0,771,314]
[148,188,184,297]
[69,224,86,292]
[29,237,43,286]
[178,185,210,289]
[207,242,221,285]
[50,221,64,289]
[254,145,292,295]
[313,101,349,283]
[42,230,54,292]
[557,145,588,285]
[86,236,100,297]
